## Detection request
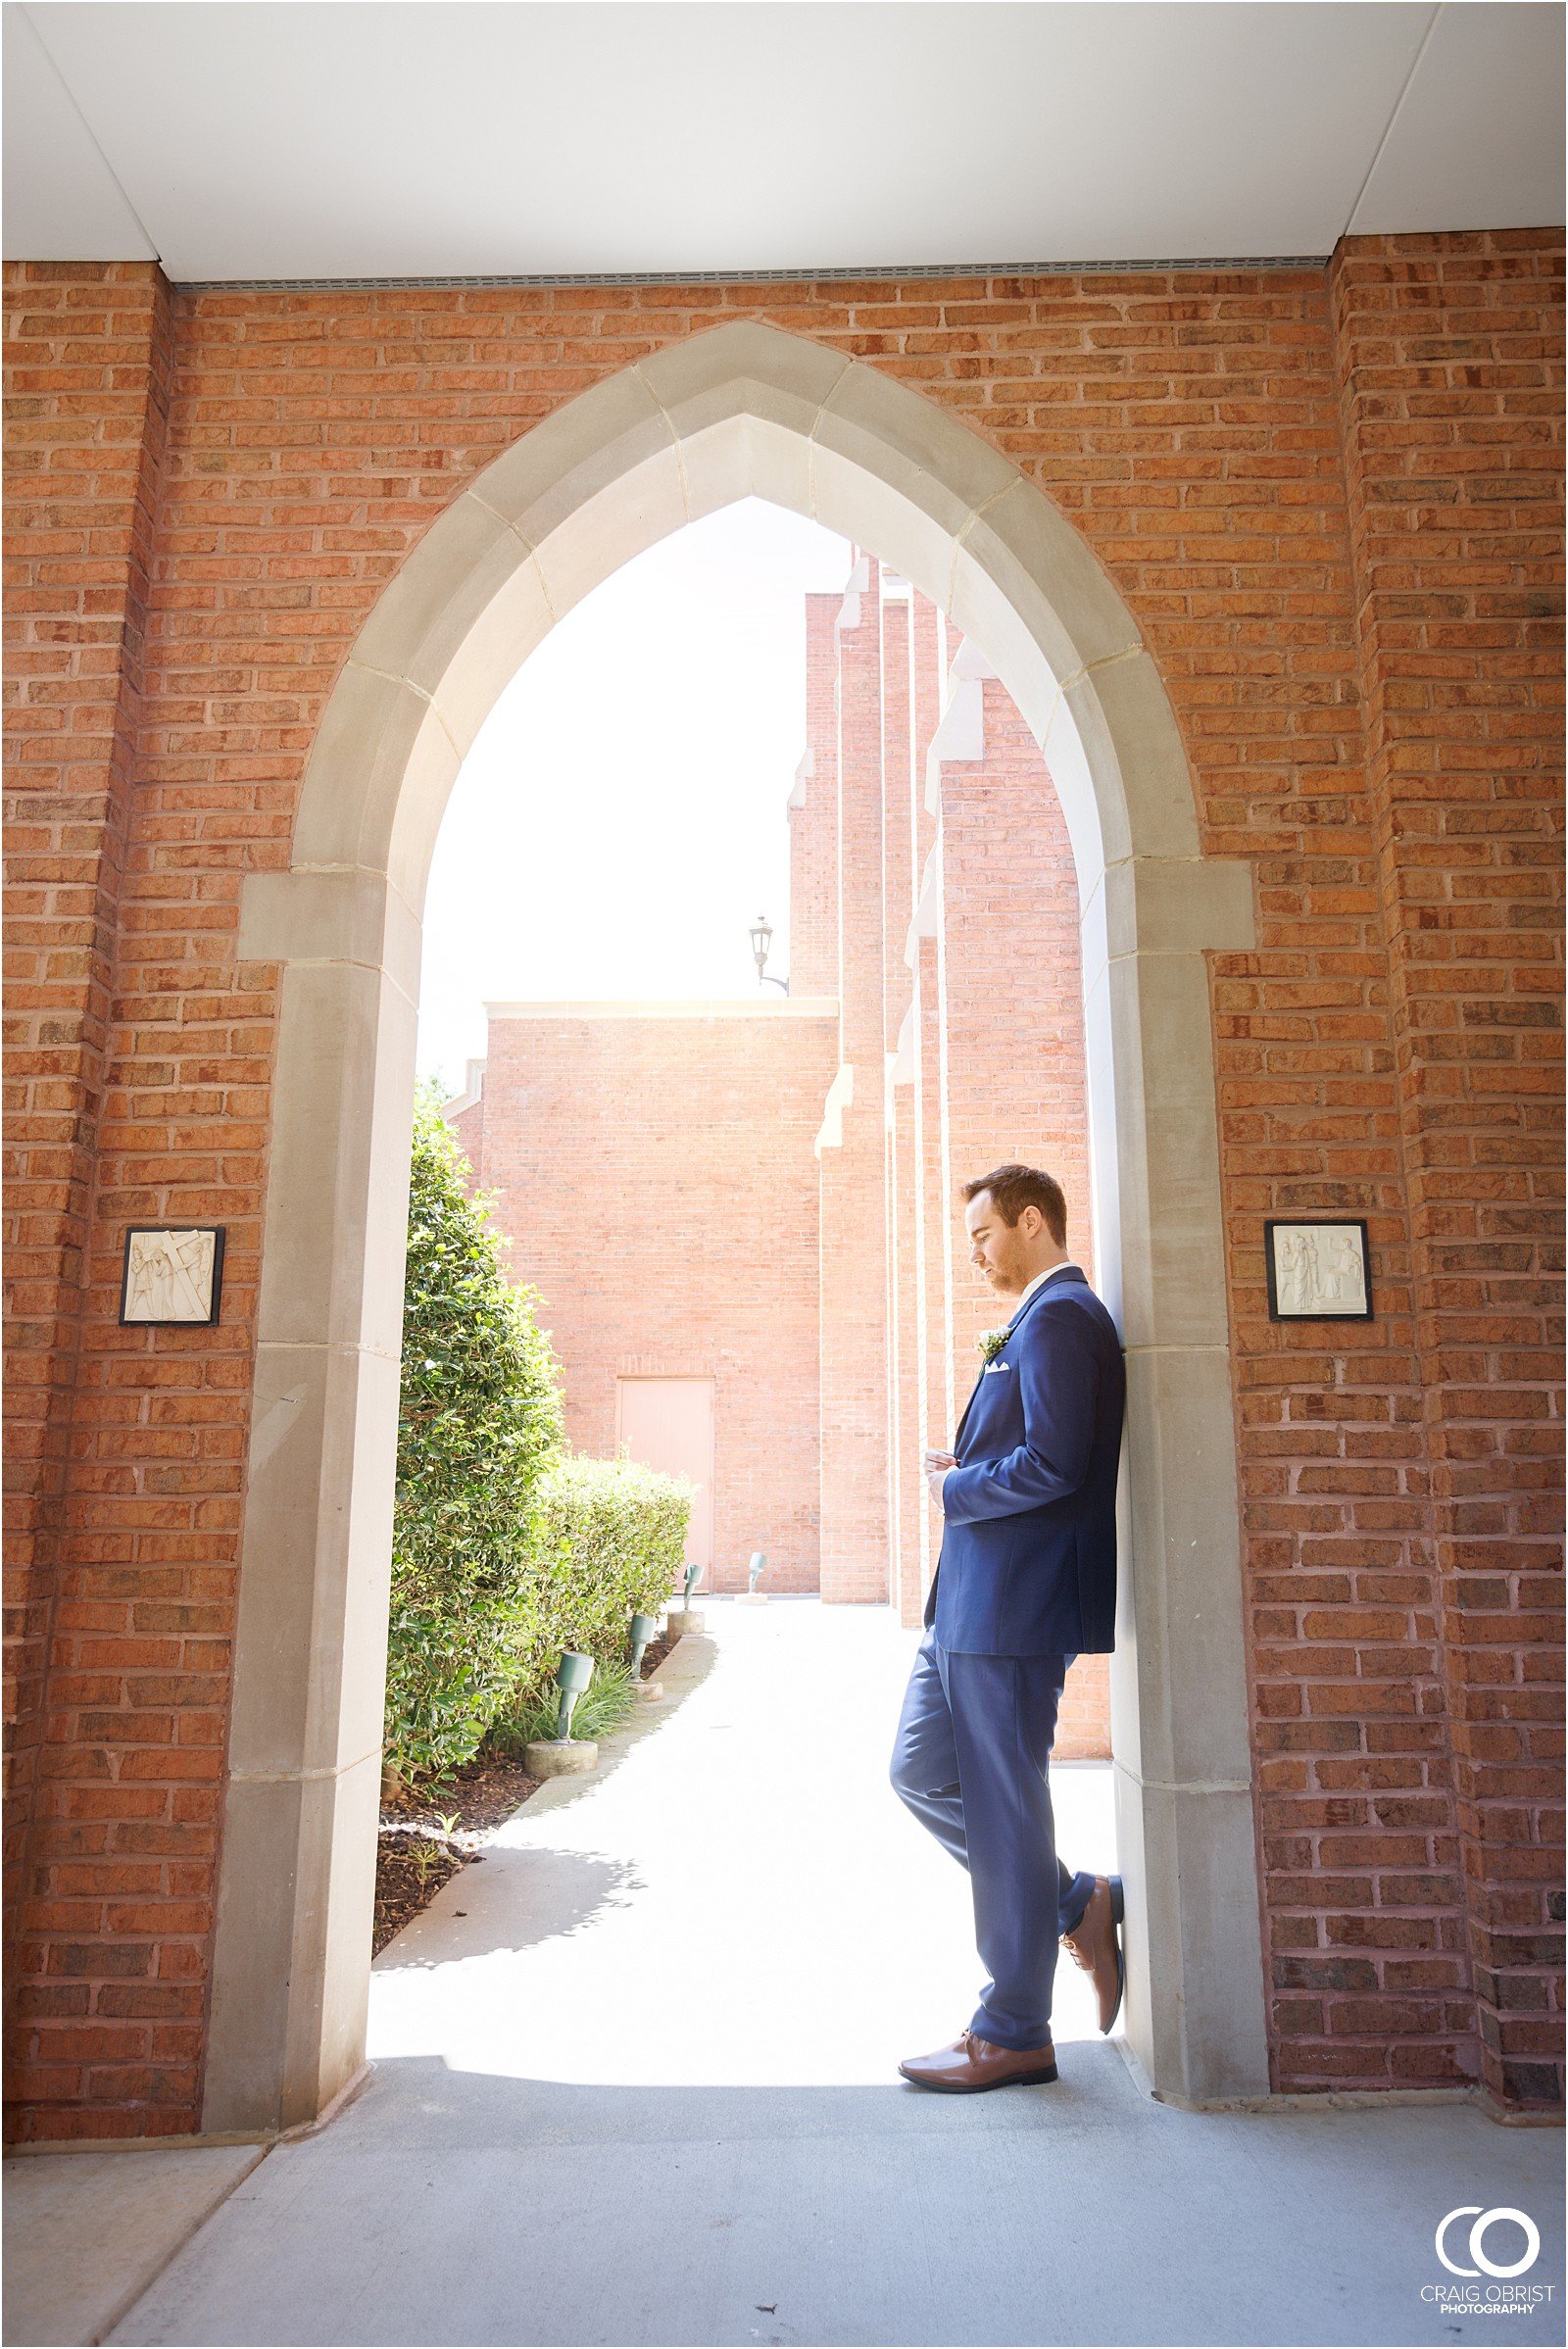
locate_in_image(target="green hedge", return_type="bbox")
[385,1091,694,1786]
[502,1452,693,1710]
[384,1090,564,1786]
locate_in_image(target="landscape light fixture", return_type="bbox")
[750,914,788,995]
[747,1551,767,1593]
[552,1649,595,1741]
[628,1611,659,1678]
[525,1650,601,1778]
[664,1559,707,1639]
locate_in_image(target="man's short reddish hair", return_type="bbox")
[961,1163,1067,1248]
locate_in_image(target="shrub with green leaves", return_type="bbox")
[384,1088,564,1784]
[497,1452,693,1724]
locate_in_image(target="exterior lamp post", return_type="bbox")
[670,1559,706,1638]
[629,1612,659,1677]
[552,1649,594,1740]
[750,914,789,996]
[629,1609,663,1703]
[524,1649,599,1778]
[738,1550,768,1606]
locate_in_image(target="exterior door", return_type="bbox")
[616,1377,715,1576]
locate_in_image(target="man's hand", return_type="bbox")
[924,1449,957,1508]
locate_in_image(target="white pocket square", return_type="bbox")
[983,1361,1010,1375]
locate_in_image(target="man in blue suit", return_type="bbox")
[891,1162,1126,2091]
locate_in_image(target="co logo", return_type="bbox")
[1436,2207,1542,2279]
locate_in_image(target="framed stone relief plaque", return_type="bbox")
[1264,1219,1371,1322]
[119,1227,225,1326]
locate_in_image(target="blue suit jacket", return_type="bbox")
[925,1263,1125,1656]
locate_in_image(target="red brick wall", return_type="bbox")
[807,571,1109,1751]
[817,564,892,1601]
[908,597,950,1634]
[939,677,1096,1390]
[787,595,842,1000]
[2,237,1560,2135]
[456,1008,838,1594]
[3,265,221,2132]
[881,594,917,1627]
[934,677,1106,1756]
[1330,235,1565,2103]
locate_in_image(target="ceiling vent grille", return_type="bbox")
[176,255,1330,294]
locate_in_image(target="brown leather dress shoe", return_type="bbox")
[1061,1873,1125,2033]
[898,2030,1058,2092]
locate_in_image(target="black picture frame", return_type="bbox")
[1264,1219,1372,1322]
[119,1226,226,1327]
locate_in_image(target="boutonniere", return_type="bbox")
[976,1327,1008,1365]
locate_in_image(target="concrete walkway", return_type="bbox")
[9,1602,1561,2347]
[3,2144,264,2347]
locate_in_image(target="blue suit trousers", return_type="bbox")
[890,1631,1097,2051]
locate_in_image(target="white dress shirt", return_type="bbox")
[1013,1259,1078,1313]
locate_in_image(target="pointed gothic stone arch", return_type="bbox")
[208,322,1267,2133]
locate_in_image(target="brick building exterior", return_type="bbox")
[443,573,1111,1749]
[3,238,1562,2140]
[449,1000,841,1599]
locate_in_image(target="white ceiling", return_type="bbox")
[4,2,1562,282]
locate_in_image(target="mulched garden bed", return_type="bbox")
[373,1835,474,1955]
[371,1634,680,1955]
